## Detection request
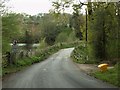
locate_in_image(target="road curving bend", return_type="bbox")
[2,48,117,88]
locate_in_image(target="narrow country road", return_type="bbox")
[2,48,117,88]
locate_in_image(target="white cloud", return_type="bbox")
[5,0,86,15]
[6,0,53,15]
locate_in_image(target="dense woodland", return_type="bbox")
[87,2,120,63]
[52,0,120,64]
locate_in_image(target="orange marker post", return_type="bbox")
[98,64,109,72]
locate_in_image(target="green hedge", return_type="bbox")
[2,41,81,76]
[71,42,97,64]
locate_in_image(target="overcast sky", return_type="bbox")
[6,0,87,15]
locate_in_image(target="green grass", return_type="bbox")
[2,65,28,76]
[91,63,120,87]
[2,41,81,77]
[2,56,41,76]
[71,42,120,87]
[2,52,55,77]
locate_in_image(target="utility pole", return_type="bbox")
[86,9,88,42]
[78,0,88,42]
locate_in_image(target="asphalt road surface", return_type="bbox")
[3,48,117,88]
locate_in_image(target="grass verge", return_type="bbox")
[71,42,120,87]
[2,41,81,77]
[2,56,42,77]
[90,63,120,87]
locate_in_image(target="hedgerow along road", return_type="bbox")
[3,48,117,88]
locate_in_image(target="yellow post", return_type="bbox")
[98,64,109,72]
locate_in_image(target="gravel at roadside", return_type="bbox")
[75,63,98,74]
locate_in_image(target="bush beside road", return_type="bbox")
[2,41,81,77]
[71,42,120,87]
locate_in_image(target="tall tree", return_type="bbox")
[52,0,85,40]
[2,13,22,53]
[88,2,119,62]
